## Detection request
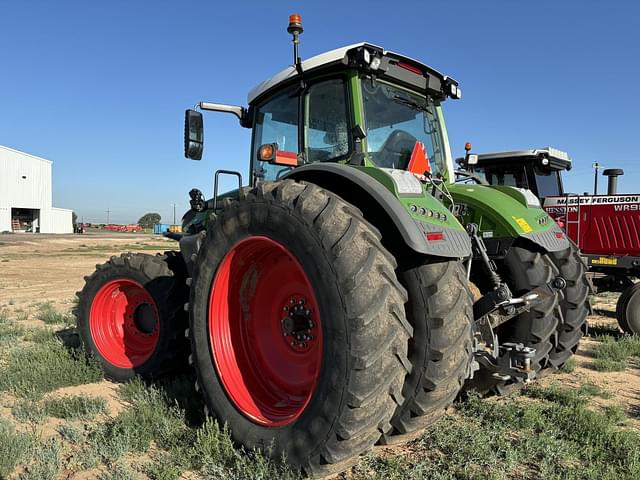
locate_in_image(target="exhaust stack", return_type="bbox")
[603,168,624,195]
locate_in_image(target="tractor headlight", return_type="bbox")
[382,169,424,195]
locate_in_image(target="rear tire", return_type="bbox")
[381,260,474,445]
[617,283,640,335]
[76,252,189,382]
[188,180,411,476]
[465,246,560,395]
[547,243,590,367]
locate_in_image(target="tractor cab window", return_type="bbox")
[532,165,562,198]
[477,165,529,189]
[362,80,444,174]
[304,79,350,163]
[252,88,299,182]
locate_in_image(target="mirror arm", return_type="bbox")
[198,102,249,126]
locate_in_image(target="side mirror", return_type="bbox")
[184,109,204,160]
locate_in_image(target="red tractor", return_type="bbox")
[465,148,639,334]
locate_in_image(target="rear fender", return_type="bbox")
[283,163,471,260]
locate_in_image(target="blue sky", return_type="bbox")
[1,1,638,224]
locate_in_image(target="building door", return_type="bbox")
[11,208,40,233]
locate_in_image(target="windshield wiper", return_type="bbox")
[392,95,431,113]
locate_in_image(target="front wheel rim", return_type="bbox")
[209,236,323,427]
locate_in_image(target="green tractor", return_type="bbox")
[75,15,582,476]
[452,147,591,392]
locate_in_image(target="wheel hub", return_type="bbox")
[281,297,316,351]
[133,303,157,335]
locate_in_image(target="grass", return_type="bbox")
[592,335,640,371]
[36,302,74,326]
[17,438,61,480]
[560,356,577,373]
[42,395,107,420]
[84,377,298,479]
[0,309,26,344]
[350,385,640,480]
[97,462,137,480]
[12,399,46,424]
[0,419,32,478]
[0,336,102,399]
[2,374,638,479]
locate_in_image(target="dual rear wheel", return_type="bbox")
[187,180,474,475]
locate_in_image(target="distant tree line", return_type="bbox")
[138,213,161,228]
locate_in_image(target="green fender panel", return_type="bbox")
[448,184,570,253]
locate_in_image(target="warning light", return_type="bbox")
[258,143,276,162]
[287,14,303,34]
[464,142,472,152]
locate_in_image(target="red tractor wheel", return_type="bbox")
[209,236,323,426]
[187,180,411,476]
[76,252,189,381]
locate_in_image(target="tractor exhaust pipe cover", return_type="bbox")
[603,168,624,195]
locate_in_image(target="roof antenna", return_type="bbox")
[287,14,304,77]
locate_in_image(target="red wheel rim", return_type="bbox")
[89,278,160,369]
[209,236,323,427]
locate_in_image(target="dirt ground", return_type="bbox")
[1,232,639,432]
[0,232,175,308]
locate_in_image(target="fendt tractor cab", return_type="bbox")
[469,147,638,334]
[75,16,587,476]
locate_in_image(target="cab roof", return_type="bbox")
[476,148,572,171]
[247,42,457,105]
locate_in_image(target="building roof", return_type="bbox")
[0,145,52,164]
[247,42,452,104]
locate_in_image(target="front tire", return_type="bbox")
[188,180,411,476]
[76,252,189,382]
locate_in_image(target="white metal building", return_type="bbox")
[0,145,73,233]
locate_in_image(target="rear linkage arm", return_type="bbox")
[466,223,567,381]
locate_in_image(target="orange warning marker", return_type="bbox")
[407,141,431,175]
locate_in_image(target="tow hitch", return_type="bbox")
[466,223,567,381]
